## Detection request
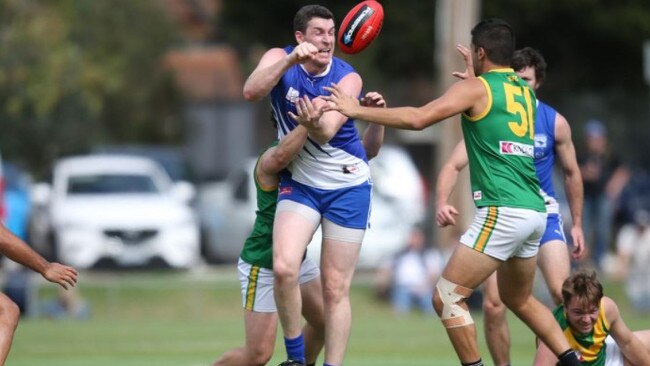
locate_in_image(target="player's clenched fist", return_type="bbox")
[290,42,319,64]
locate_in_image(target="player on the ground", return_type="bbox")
[319,18,583,366]
[214,92,385,366]
[534,271,650,365]
[242,4,382,366]
[436,46,587,366]
[0,225,78,365]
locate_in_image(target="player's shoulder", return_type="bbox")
[602,296,621,322]
[256,47,290,66]
[455,77,489,98]
[332,55,356,74]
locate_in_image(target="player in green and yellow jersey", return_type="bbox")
[534,271,650,365]
[213,92,385,366]
[319,18,583,366]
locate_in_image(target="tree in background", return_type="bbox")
[0,0,184,178]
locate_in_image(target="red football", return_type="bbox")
[337,0,384,54]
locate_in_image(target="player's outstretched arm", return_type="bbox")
[554,113,586,260]
[359,91,386,160]
[0,225,77,289]
[287,72,362,145]
[322,78,482,131]
[256,124,310,189]
[435,140,468,227]
[607,297,650,365]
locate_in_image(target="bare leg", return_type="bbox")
[537,240,571,305]
[483,273,510,366]
[213,310,277,366]
[0,294,21,366]
[273,209,318,341]
[320,238,362,365]
[300,278,325,364]
[432,244,501,363]
[497,256,573,357]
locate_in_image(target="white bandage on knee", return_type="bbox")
[436,277,474,329]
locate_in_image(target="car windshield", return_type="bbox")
[67,174,160,194]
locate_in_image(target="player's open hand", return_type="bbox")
[360,91,386,108]
[452,44,475,80]
[322,83,360,117]
[570,225,586,260]
[435,203,459,227]
[42,262,78,290]
[288,95,325,129]
[290,42,319,64]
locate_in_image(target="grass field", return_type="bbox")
[8,266,650,366]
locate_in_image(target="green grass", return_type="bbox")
[8,267,650,366]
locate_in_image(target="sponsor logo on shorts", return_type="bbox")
[500,141,534,157]
[473,191,482,200]
[285,87,300,103]
[279,186,293,195]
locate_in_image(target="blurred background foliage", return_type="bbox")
[0,0,184,177]
[2,0,650,176]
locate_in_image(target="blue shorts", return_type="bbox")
[540,213,566,246]
[277,176,372,230]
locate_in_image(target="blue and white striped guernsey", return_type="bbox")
[534,100,559,214]
[269,45,369,190]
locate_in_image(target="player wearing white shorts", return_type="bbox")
[243,4,387,366]
[213,125,325,366]
[322,18,584,366]
[214,90,385,366]
[534,271,650,366]
[435,46,587,366]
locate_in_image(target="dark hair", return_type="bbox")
[561,271,604,309]
[512,47,547,86]
[293,5,335,33]
[471,18,515,66]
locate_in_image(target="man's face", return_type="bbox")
[298,17,335,68]
[565,297,599,335]
[516,66,539,91]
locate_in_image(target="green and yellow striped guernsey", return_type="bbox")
[461,68,545,212]
[554,300,610,365]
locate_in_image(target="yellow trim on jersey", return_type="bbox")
[489,68,515,74]
[244,265,261,311]
[474,207,498,252]
[564,299,610,363]
[589,300,610,359]
[463,77,493,122]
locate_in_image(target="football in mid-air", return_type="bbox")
[338,0,384,54]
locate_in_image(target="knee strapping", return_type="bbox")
[436,277,474,328]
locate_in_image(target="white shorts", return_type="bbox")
[238,257,320,313]
[460,206,546,261]
[604,335,624,366]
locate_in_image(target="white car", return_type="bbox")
[33,155,200,269]
[199,145,427,268]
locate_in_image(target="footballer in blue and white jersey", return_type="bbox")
[534,100,560,215]
[270,45,370,190]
